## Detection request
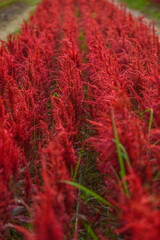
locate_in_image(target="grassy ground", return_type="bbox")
[0,0,18,9]
[119,0,160,22]
[0,0,41,9]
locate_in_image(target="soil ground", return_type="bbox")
[0,2,28,28]
[0,2,35,40]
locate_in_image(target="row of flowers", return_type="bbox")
[1,0,160,239]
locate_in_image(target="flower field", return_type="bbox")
[1,0,160,239]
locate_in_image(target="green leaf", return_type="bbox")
[119,143,132,168]
[61,180,117,210]
[84,223,98,240]
[111,110,129,195]
[72,152,82,182]
[140,108,153,132]
[111,110,126,179]
[149,109,153,132]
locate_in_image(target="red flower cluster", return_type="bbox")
[1,0,160,239]
[78,0,160,238]
[0,0,82,238]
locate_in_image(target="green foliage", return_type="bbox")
[62,180,117,209]
[72,151,82,182]
[0,0,18,9]
[83,222,98,240]
[120,0,160,21]
[139,108,153,133]
[0,0,41,9]
[120,0,151,11]
[111,110,130,195]
[26,0,42,7]
[75,6,80,18]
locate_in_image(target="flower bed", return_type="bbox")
[1,0,160,239]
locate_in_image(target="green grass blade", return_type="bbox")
[53,92,60,98]
[72,152,82,182]
[111,110,125,179]
[119,143,132,168]
[62,180,117,210]
[154,170,160,181]
[71,165,74,178]
[140,108,153,132]
[111,110,129,196]
[111,166,121,183]
[149,109,153,132]
[84,223,98,240]
[153,140,160,146]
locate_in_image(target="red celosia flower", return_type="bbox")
[118,173,160,240]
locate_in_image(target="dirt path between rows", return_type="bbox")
[0,2,35,41]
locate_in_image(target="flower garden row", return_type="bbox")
[0,0,160,239]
